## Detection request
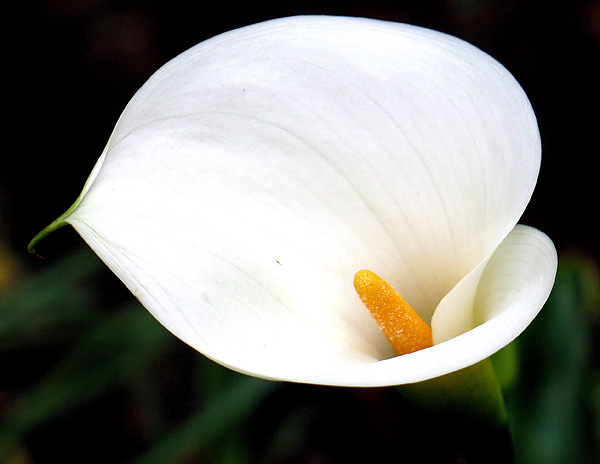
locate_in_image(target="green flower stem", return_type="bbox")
[398,358,513,462]
[400,358,507,426]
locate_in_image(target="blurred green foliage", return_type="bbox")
[0,248,277,463]
[0,245,598,463]
[494,254,600,464]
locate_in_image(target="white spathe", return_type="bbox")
[61,16,556,386]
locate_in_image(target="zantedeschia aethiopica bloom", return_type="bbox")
[30,16,557,387]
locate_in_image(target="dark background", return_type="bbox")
[1,1,599,463]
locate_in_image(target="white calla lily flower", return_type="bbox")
[31,16,557,388]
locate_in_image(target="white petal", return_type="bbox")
[64,16,547,384]
[430,225,557,345]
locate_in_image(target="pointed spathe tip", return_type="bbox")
[27,198,82,254]
[27,218,69,254]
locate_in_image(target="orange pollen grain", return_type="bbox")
[353,269,433,356]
